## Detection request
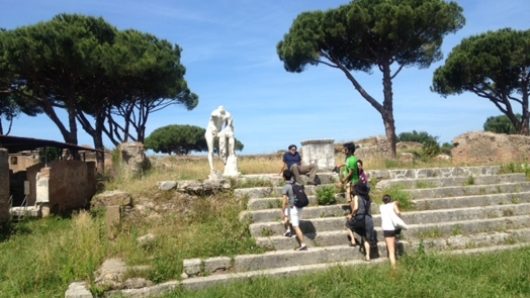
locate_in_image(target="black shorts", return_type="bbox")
[383,229,401,237]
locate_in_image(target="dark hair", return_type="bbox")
[283,169,293,181]
[382,194,392,204]
[354,183,369,197]
[288,144,297,150]
[343,142,356,155]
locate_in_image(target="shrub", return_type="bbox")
[316,186,337,205]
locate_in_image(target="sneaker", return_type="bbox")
[296,244,308,251]
[283,231,293,237]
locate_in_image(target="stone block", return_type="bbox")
[183,258,202,276]
[105,205,121,239]
[91,190,132,209]
[204,256,232,274]
[158,181,177,191]
[65,281,93,298]
[301,139,335,171]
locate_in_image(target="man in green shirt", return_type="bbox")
[339,142,359,201]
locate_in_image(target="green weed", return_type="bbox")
[315,186,337,205]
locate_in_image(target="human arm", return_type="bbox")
[279,152,287,175]
[279,162,287,175]
[281,194,289,219]
[347,195,359,220]
[393,201,401,216]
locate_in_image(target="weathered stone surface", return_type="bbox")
[137,233,156,247]
[123,277,154,289]
[301,139,335,171]
[105,205,121,240]
[158,181,177,191]
[452,132,530,164]
[91,190,132,209]
[204,256,232,274]
[94,258,127,290]
[119,142,150,178]
[0,148,10,223]
[105,281,179,298]
[354,136,392,161]
[65,281,93,298]
[176,179,231,195]
[183,258,202,276]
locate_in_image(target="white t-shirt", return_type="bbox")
[379,202,397,231]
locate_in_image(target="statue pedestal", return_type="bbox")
[208,172,223,181]
[223,155,240,177]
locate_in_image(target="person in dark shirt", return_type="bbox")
[279,144,318,185]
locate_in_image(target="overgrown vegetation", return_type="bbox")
[377,185,413,210]
[500,161,530,178]
[315,186,337,205]
[398,130,453,160]
[166,247,530,297]
[0,191,263,297]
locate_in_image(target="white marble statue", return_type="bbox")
[205,106,239,178]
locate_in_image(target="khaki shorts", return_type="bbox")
[284,207,302,227]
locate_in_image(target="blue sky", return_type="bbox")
[1,0,529,154]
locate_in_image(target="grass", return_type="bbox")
[2,155,529,296]
[165,247,530,298]
[0,192,264,297]
[0,214,109,297]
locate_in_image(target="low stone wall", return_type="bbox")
[452,132,530,165]
[0,149,9,223]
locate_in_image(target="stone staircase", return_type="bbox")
[178,165,530,290]
[99,165,530,296]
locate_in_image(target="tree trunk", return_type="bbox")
[381,63,397,158]
[520,83,529,135]
[94,115,106,174]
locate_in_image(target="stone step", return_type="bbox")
[184,228,530,278]
[181,257,387,291]
[183,244,387,278]
[247,194,349,211]
[406,182,530,200]
[368,165,501,180]
[241,203,350,224]
[235,183,337,200]
[413,191,530,210]
[236,172,337,187]
[249,202,530,237]
[376,173,527,190]
[244,193,529,224]
[245,182,530,216]
[100,240,530,295]
[254,214,530,250]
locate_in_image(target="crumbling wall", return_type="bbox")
[42,160,96,214]
[0,148,10,223]
[452,132,530,165]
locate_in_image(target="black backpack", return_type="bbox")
[292,183,309,208]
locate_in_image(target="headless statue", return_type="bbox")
[205,106,238,177]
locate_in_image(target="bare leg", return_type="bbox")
[364,237,371,261]
[346,228,357,246]
[218,133,227,164]
[385,236,397,268]
[205,132,215,174]
[293,225,306,249]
